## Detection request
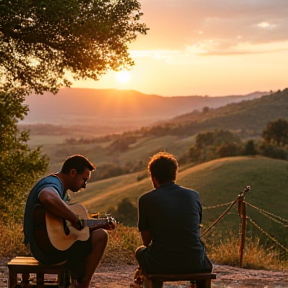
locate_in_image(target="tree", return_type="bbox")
[0,0,148,95]
[217,142,239,158]
[262,118,288,146]
[243,140,257,156]
[108,198,137,226]
[0,0,147,223]
[189,146,200,161]
[195,132,215,149]
[0,89,48,222]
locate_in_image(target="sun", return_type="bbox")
[115,70,131,83]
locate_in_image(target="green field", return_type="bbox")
[36,134,198,173]
[70,156,288,247]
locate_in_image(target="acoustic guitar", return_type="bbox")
[33,203,116,253]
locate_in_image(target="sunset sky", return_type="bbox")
[73,0,288,97]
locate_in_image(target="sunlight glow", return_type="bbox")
[115,70,131,83]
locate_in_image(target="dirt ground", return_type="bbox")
[1,258,288,288]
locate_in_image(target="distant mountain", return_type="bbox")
[22,88,268,128]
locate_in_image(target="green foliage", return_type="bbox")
[196,132,215,149]
[108,198,138,227]
[262,118,288,146]
[243,140,257,156]
[188,146,200,162]
[259,143,288,160]
[0,0,148,94]
[190,129,242,162]
[0,89,48,223]
[217,142,240,158]
[0,220,30,257]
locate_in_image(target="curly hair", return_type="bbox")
[148,152,178,184]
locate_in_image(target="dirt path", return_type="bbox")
[1,258,288,288]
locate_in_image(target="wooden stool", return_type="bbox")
[143,272,216,288]
[7,256,71,288]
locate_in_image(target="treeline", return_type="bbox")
[178,118,288,165]
[68,118,288,184]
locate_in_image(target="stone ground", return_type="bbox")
[1,258,288,288]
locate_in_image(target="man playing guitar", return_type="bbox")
[23,154,115,288]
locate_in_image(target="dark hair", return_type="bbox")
[148,152,178,184]
[60,155,96,174]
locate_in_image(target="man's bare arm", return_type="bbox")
[38,189,80,229]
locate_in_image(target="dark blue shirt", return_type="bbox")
[138,182,208,272]
[23,175,64,245]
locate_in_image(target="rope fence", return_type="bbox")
[201,186,288,266]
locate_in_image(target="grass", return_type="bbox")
[1,222,287,272]
[204,231,288,271]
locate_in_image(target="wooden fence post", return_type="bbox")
[237,186,251,267]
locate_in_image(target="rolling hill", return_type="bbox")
[32,88,288,174]
[147,88,288,138]
[71,156,288,245]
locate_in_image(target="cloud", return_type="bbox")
[135,0,288,52]
[131,40,288,64]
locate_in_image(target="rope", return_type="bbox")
[249,217,288,253]
[200,192,288,254]
[201,198,238,238]
[203,202,234,210]
[244,201,288,226]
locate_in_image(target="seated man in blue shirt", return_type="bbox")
[23,154,109,288]
[135,152,212,286]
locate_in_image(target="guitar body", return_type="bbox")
[33,203,90,253]
[46,203,90,251]
[33,203,116,253]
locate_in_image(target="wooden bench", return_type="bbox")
[142,272,216,288]
[7,256,71,288]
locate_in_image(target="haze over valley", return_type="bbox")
[21,88,268,136]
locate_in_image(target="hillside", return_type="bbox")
[21,88,267,135]
[148,88,288,138]
[29,89,288,174]
[71,156,288,245]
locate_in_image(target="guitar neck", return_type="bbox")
[83,218,108,229]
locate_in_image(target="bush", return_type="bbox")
[0,221,30,257]
[259,143,288,160]
[102,224,141,265]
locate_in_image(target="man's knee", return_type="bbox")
[135,245,146,261]
[91,228,108,247]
